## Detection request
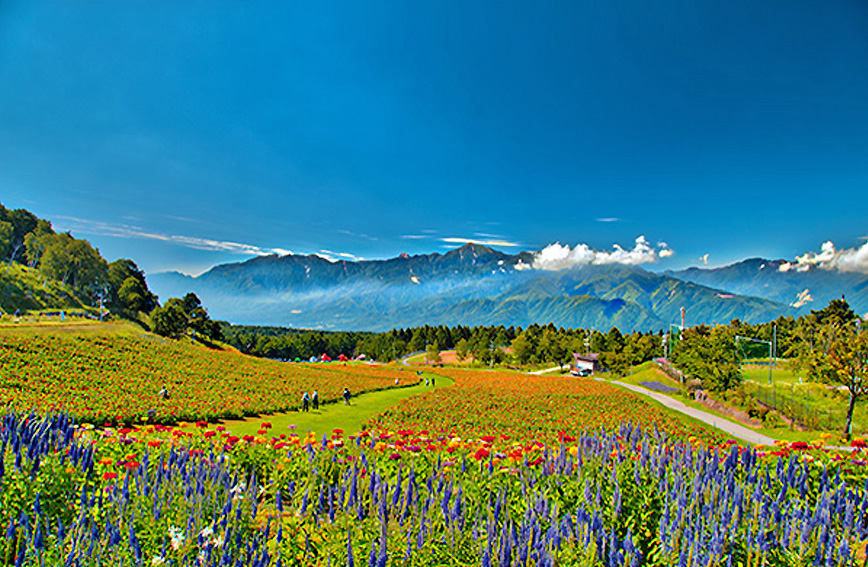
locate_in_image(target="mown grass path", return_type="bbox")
[219,371,454,437]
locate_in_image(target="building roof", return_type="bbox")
[572,353,600,363]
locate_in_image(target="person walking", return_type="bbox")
[312,390,319,410]
[342,387,351,405]
[302,391,310,412]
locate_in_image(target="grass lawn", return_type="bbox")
[741,363,866,435]
[741,363,804,385]
[219,371,455,437]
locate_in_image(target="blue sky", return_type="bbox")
[2,1,868,275]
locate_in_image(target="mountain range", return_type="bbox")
[146,243,868,331]
[668,259,868,317]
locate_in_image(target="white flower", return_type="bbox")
[199,526,214,539]
[168,526,184,551]
[151,556,166,566]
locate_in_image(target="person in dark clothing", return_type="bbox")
[312,390,319,410]
[302,392,310,412]
[342,388,351,405]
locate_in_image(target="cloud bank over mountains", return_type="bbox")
[780,240,868,274]
[532,236,674,271]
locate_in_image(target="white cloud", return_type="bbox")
[441,237,522,248]
[595,217,622,223]
[318,249,362,262]
[781,240,868,274]
[55,216,292,257]
[699,253,709,265]
[658,242,675,258]
[533,236,672,270]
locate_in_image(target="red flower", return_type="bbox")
[103,472,117,481]
[791,441,810,451]
[474,448,490,461]
[852,439,867,449]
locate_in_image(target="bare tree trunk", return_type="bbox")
[845,389,856,441]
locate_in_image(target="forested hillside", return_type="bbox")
[0,203,158,318]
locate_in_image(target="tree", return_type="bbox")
[0,205,37,265]
[454,338,470,362]
[151,293,222,341]
[409,329,427,353]
[39,233,107,290]
[510,332,534,365]
[425,341,442,366]
[151,301,188,339]
[470,337,491,366]
[107,259,158,315]
[813,298,858,327]
[672,324,740,392]
[0,221,12,262]
[118,277,152,314]
[797,300,868,439]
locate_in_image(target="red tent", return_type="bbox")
[338,354,349,362]
[320,353,332,362]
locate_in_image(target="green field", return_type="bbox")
[740,362,862,434]
[220,371,454,437]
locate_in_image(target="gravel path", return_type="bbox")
[606,379,778,446]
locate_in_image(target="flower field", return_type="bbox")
[0,331,409,425]
[366,369,729,447]
[2,409,868,566]
[4,337,868,565]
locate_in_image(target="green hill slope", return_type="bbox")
[0,262,93,314]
